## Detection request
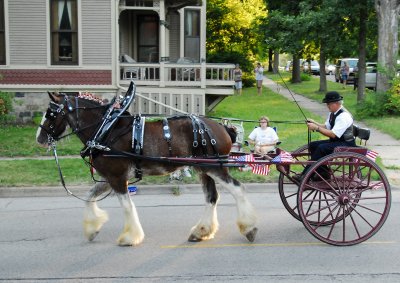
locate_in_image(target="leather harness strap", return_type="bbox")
[132,115,145,179]
[162,118,173,156]
[189,115,218,157]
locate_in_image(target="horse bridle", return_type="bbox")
[39,94,77,145]
[40,95,113,202]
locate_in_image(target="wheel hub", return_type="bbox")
[338,194,351,205]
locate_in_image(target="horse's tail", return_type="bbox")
[224,125,237,144]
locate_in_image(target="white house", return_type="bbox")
[0,0,234,122]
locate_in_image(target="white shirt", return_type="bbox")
[255,67,264,81]
[248,127,279,145]
[324,107,353,138]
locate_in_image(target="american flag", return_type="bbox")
[251,163,270,175]
[233,154,269,175]
[234,154,255,171]
[271,150,294,163]
[366,150,378,162]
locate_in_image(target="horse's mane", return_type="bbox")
[77,91,105,105]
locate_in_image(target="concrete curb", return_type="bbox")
[0,183,279,198]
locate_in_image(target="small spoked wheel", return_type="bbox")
[278,144,309,221]
[298,152,391,246]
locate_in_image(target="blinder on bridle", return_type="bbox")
[40,94,73,143]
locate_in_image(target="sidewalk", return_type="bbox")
[263,76,400,187]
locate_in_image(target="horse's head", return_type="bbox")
[36,92,73,146]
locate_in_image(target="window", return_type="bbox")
[50,0,78,65]
[0,0,5,65]
[184,9,200,62]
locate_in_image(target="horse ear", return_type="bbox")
[48,91,62,103]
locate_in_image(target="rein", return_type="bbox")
[48,136,112,202]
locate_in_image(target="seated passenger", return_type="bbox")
[248,116,279,155]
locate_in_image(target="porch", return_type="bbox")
[119,61,235,113]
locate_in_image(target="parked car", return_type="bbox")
[354,62,377,90]
[302,60,320,75]
[325,64,336,75]
[335,58,358,83]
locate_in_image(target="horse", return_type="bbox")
[36,85,258,246]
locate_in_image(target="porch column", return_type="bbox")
[200,2,206,89]
[159,0,167,87]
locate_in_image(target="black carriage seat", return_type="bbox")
[334,125,371,155]
[353,124,370,146]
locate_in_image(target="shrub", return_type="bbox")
[300,73,311,81]
[355,91,389,118]
[385,76,400,114]
[0,92,15,124]
[242,72,256,88]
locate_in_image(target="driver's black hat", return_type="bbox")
[322,91,343,103]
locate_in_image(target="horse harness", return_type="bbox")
[130,115,219,180]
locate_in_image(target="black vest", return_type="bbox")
[329,108,354,142]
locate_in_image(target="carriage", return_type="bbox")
[36,82,391,247]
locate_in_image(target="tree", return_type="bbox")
[375,0,400,92]
[206,0,267,72]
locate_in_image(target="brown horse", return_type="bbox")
[36,86,258,246]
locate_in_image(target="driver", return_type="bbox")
[295,91,356,181]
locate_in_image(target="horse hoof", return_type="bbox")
[88,231,99,242]
[188,234,202,242]
[245,227,258,242]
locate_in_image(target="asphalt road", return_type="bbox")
[1,186,400,282]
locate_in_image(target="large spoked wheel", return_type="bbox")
[298,152,391,246]
[278,144,309,221]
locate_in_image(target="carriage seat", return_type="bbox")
[333,125,370,155]
[353,124,370,145]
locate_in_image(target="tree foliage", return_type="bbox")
[206,0,267,72]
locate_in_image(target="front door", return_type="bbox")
[137,15,159,62]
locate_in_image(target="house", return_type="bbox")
[0,0,235,123]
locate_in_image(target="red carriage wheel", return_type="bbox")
[297,152,391,246]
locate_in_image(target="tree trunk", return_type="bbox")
[319,45,327,93]
[375,0,400,92]
[273,50,279,74]
[268,49,273,72]
[357,1,368,103]
[292,54,301,83]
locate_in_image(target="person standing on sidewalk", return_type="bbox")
[233,64,243,95]
[341,61,350,88]
[254,62,264,95]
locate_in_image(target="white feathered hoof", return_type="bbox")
[116,226,145,246]
[83,210,109,242]
[188,223,218,242]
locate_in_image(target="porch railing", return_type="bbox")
[119,62,235,88]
